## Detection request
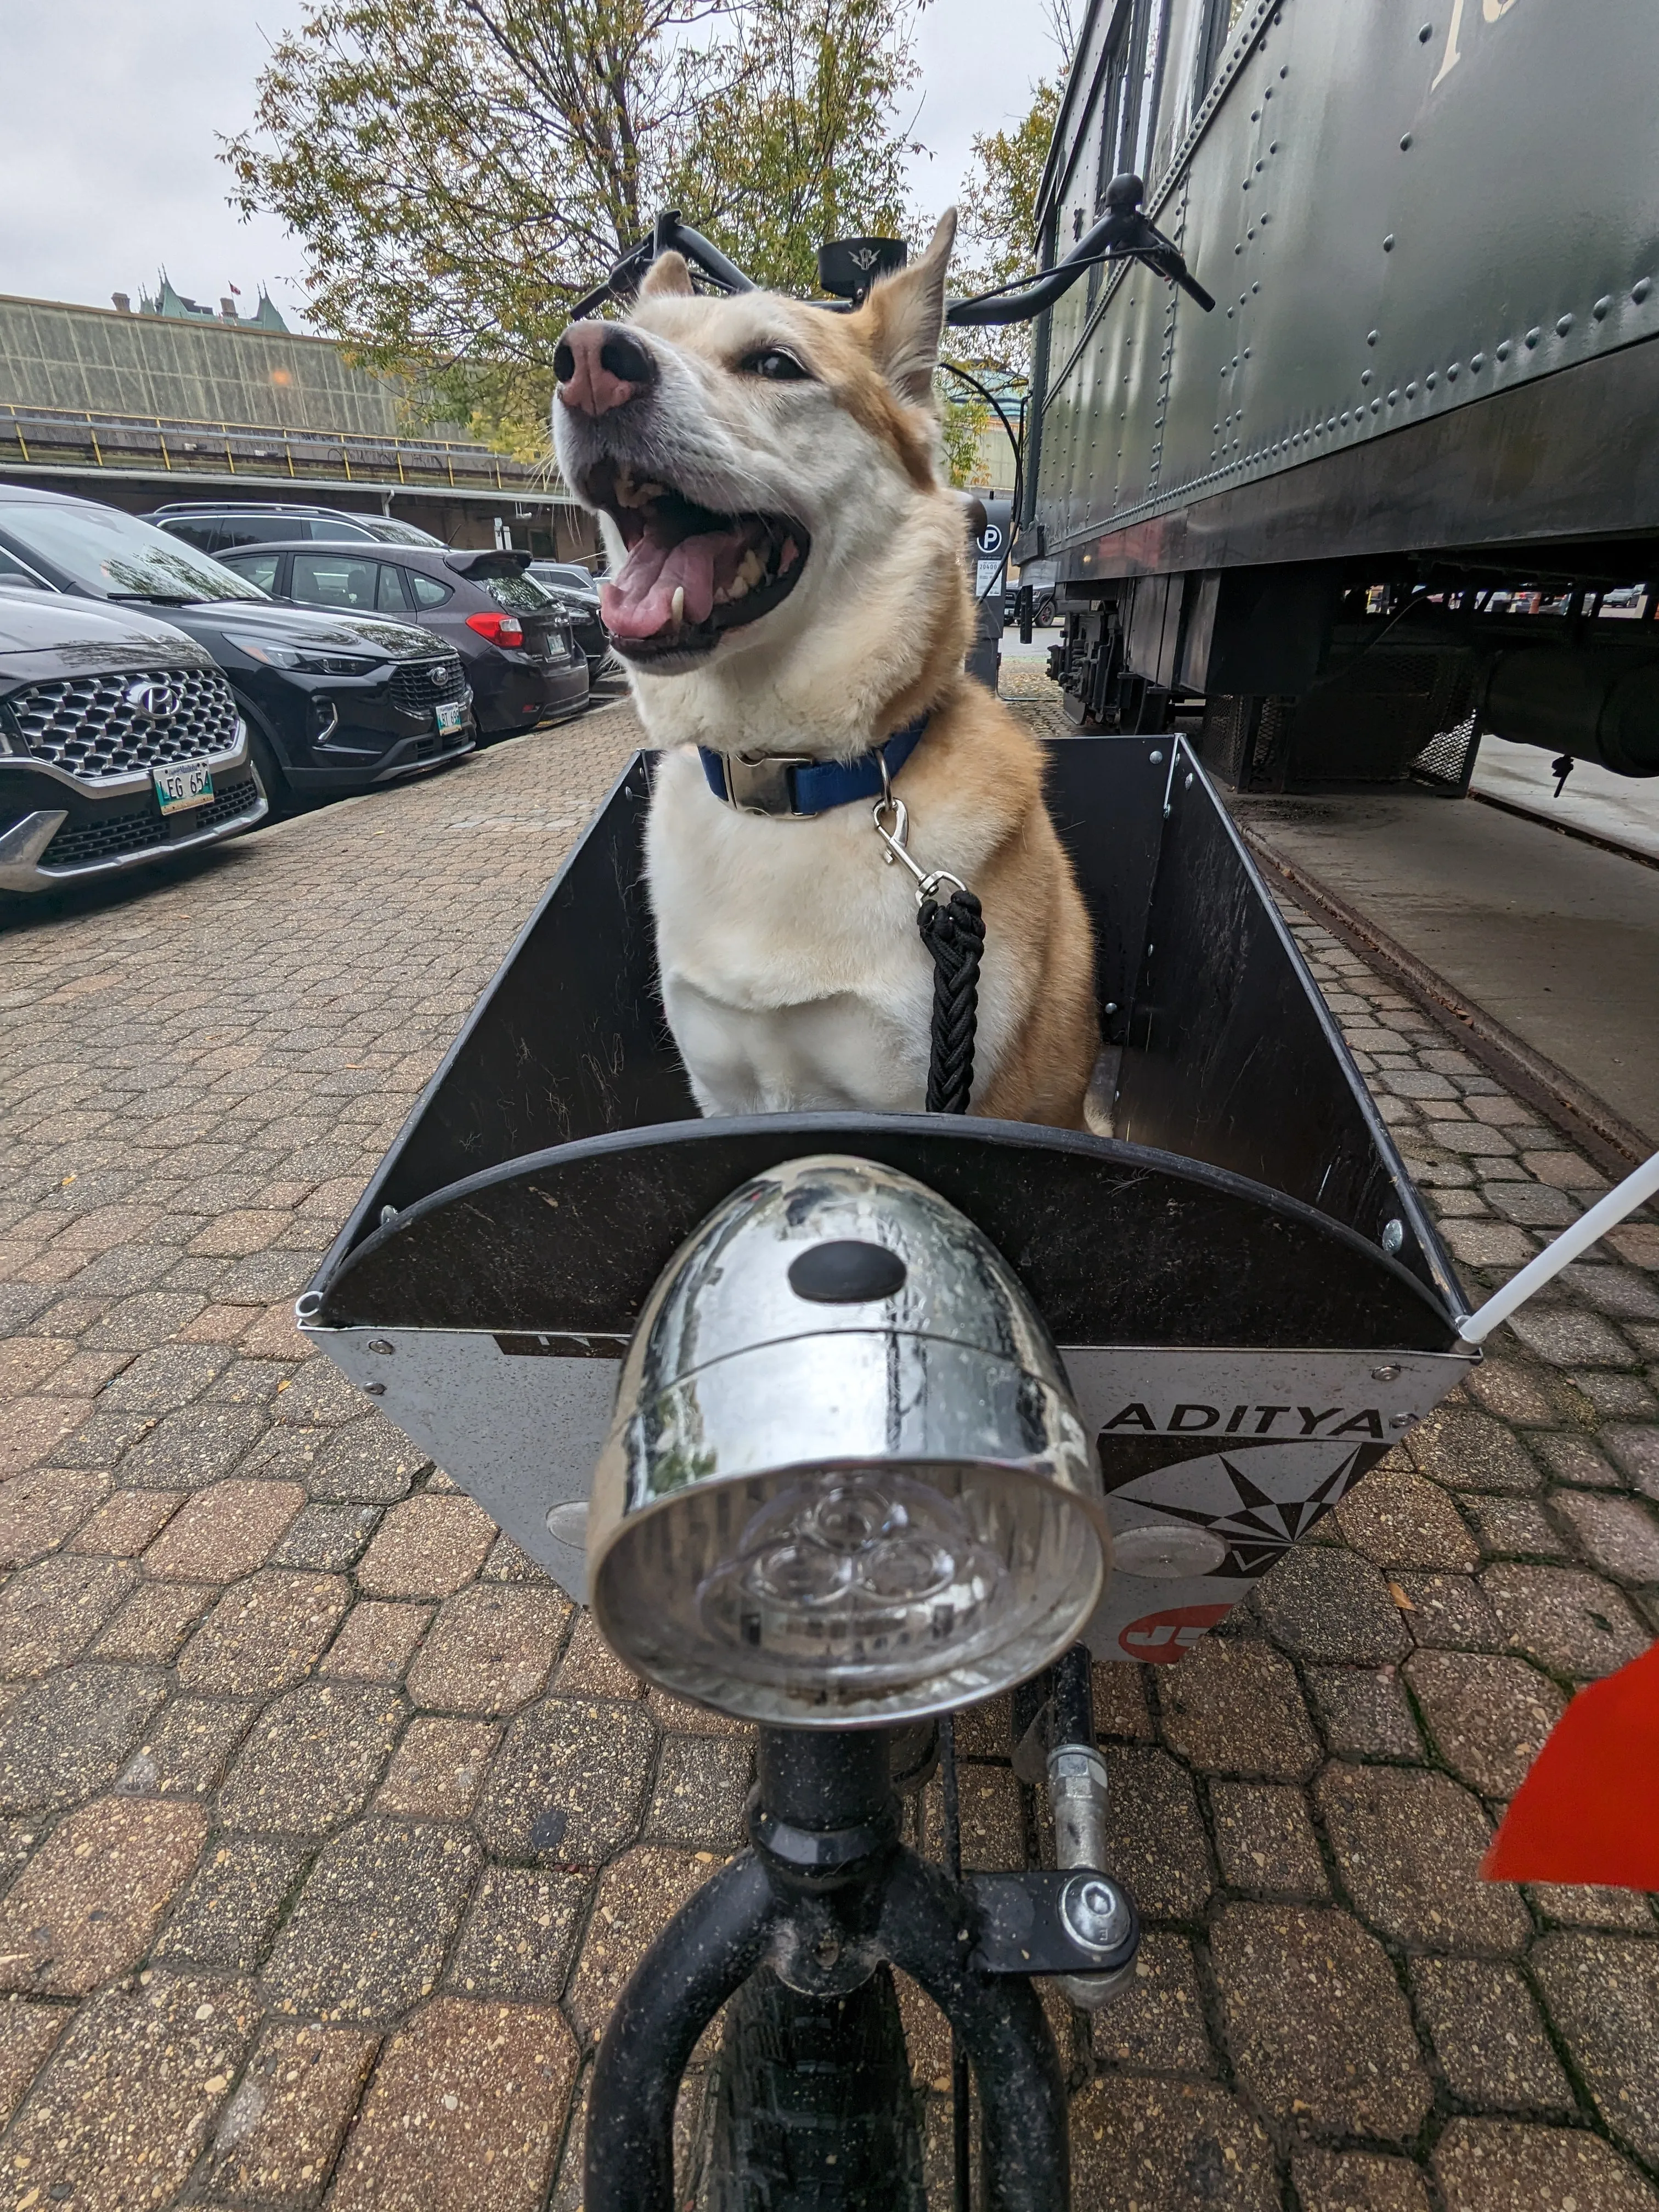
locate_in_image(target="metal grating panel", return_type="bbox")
[1408,711,1483,796]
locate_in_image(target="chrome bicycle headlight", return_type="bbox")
[585,1156,1109,1726]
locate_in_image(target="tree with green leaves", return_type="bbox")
[225,0,925,455]
[949,76,1063,382]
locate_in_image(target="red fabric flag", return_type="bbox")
[1484,1638,1659,1891]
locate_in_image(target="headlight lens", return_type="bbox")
[225,633,383,676]
[600,1458,1099,1722]
[585,1158,1110,1726]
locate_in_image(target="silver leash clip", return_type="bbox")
[872,756,966,908]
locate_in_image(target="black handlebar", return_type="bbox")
[571,176,1212,325]
[946,175,1215,323]
[569,212,758,321]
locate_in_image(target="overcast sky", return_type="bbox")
[0,0,1065,332]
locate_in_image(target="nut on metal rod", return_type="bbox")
[1047,1745,1136,2008]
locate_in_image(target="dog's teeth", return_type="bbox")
[780,537,799,572]
[671,584,685,627]
[638,481,666,500]
[737,548,765,589]
[726,574,748,601]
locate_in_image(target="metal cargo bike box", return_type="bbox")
[300,735,1474,1662]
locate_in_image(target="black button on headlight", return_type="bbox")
[788,1241,907,1304]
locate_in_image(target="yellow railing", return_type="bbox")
[0,401,567,498]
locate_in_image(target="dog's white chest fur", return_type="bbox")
[646,746,986,1114]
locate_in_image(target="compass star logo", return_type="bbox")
[1107,1446,1371,1577]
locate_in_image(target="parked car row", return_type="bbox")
[210,541,588,743]
[0,489,610,900]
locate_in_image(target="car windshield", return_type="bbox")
[0,544,49,590]
[1,503,267,604]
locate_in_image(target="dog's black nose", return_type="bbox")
[555,322,658,417]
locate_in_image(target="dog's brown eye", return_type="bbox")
[740,348,811,382]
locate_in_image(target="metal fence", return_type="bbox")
[0,400,567,502]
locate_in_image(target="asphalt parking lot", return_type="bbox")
[1,681,1657,2211]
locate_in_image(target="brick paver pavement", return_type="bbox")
[1,689,1656,2211]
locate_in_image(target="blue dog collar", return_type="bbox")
[699,713,930,819]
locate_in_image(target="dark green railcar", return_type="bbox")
[1020,0,1659,787]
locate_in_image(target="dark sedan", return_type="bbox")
[0,489,476,805]
[214,543,589,738]
[0,591,264,895]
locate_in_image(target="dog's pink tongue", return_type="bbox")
[602,530,725,640]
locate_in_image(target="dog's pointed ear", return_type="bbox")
[639,251,695,301]
[862,211,956,407]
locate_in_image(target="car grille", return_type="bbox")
[2,665,241,781]
[41,774,262,870]
[390,656,467,714]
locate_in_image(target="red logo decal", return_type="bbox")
[1119,1603,1233,1662]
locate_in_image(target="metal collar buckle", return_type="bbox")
[716,751,818,817]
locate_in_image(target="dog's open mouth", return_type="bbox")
[586,459,810,663]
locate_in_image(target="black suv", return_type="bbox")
[213,543,589,737]
[527,560,610,681]
[0,589,264,895]
[144,502,447,553]
[0,489,475,803]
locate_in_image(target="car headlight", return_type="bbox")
[224,634,383,676]
[586,1156,1109,1726]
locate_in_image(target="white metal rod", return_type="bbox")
[1458,1149,1659,1345]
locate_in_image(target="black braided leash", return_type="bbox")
[918,887,985,1114]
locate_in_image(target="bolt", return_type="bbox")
[1383,233,1396,251]
[1381,1218,1406,1255]
[1372,1364,1402,1381]
[368,1338,395,1355]
[1061,1875,1131,1956]
[813,1933,842,1968]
